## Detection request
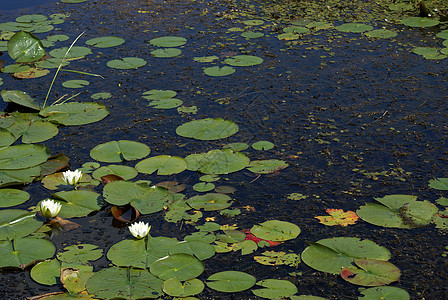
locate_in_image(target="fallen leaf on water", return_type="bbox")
[315,209,359,226]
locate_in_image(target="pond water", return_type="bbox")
[0,0,447,299]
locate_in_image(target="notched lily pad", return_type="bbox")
[176,118,239,140]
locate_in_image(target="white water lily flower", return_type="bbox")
[128,221,151,239]
[40,199,62,218]
[62,169,83,185]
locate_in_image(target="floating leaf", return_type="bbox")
[283,26,310,34]
[187,193,233,211]
[8,120,59,143]
[254,251,301,267]
[86,267,163,299]
[148,98,183,109]
[7,31,45,63]
[150,36,187,47]
[92,165,138,181]
[315,209,359,226]
[358,286,410,300]
[301,237,391,274]
[193,56,218,62]
[250,220,300,242]
[57,244,103,264]
[142,89,177,99]
[0,210,42,240]
[186,149,249,175]
[243,20,264,25]
[90,140,150,163]
[247,159,288,174]
[429,178,448,190]
[193,182,215,192]
[103,181,169,214]
[62,80,89,88]
[365,29,397,38]
[135,155,187,175]
[252,279,298,299]
[412,47,447,60]
[0,237,55,269]
[49,46,92,59]
[30,259,60,285]
[0,189,30,207]
[85,36,125,48]
[206,271,255,292]
[340,258,400,286]
[243,229,282,247]
[169,240,216,260]
[41,172,94,191]
[223,142,249,151]
[1,90,41,110]
[216,230,246,243]
[91,92,112,100]
[16,14,48,23]
[163,278,204,297]
[151,48,182,58]
[52,190,102,218]
[46,34,69,42]
[177,118,239,140]
[203,66,235,77]
[252,141,274,150]
[336,23,373,33]
[241,31,264,39]
[106,57,146,69]
[150,253,204,281]
[0,144,50,169]
[401,17,439,28]
[0,166,41,187]
[39,102,109,126]
[14,67,50,79]
[224,55,263,66]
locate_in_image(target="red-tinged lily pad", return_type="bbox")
[110,205,140,223]
[340,258,400,286]
[100,174,125,185]
[14,67,49,79]
[242,229,282,247]
[315,209,359,226]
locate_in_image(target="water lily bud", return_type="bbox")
[128,221,151,239]
[62,169,83,185]
[40,199,62,218]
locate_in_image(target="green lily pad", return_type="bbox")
[91,92,112,100]
[203,66,235,76]
[0,189,30,207]
[135,155,187,175]
[85,36,125,48]
[336,23,373,33]
[8,31,45,63]
[224,55,263,66]
[252,141,274,150]
[169,240,216,260]
[151,48,182,58]
[107,236,179,268]
[1,90,41,110]
[243,20,264,26]
[62,80,90,89]
[92,165,138,181]
[0,128,16,147]
[90,140,150,162]
[0,210,42,240]
[0,166,41,187]
[241,31,264,39]
[177,118,239,140]
[0,144,51,170]
[412,47,447,59]
[193,56,218,63]
[187,193,233,211]
[1,64,31,74]
[57,244,103,264]
[149,36,187,47]
[341,258,400,286]
[106,57,147,69]
[39,102,109,126]
[283,26,310,34]
[0,237,55,269]
[150,253,204,281]
[46,34,69,42]
[8,120,59,144]
[16,14,48,23]
[365,29,397,38]
[52,190,102,218]
[250,220,300,242]
[148,98,183,109]
[86,267,163,299]
[206,271,256,292]
[247,159,288,174]
[30,259,60,285]
[223,142,249,151]
[49,46,92,59]
[193,182,215,192]
[436,197,448,206]
[163,278,204,297]
[401,17,439,28]
[358,286,410,300]
[429,178,448,190]
[186,149,249,174]
[252,279,298,299]
[142,89,177,99]
[216,230,246,243]
[357,194,438,228]
[103,181,169,214]
[301,237,391,274]
[41,172,95,191]
[254,251,301,267]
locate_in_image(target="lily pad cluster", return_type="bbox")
[150,36,186,58]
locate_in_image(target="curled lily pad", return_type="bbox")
[135,155,187,175]
[206,271,255,292]
[7,31,45,63]
[176,118,239,140]
[90,140,150,162]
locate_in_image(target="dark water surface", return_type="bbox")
[0,0,447,299]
